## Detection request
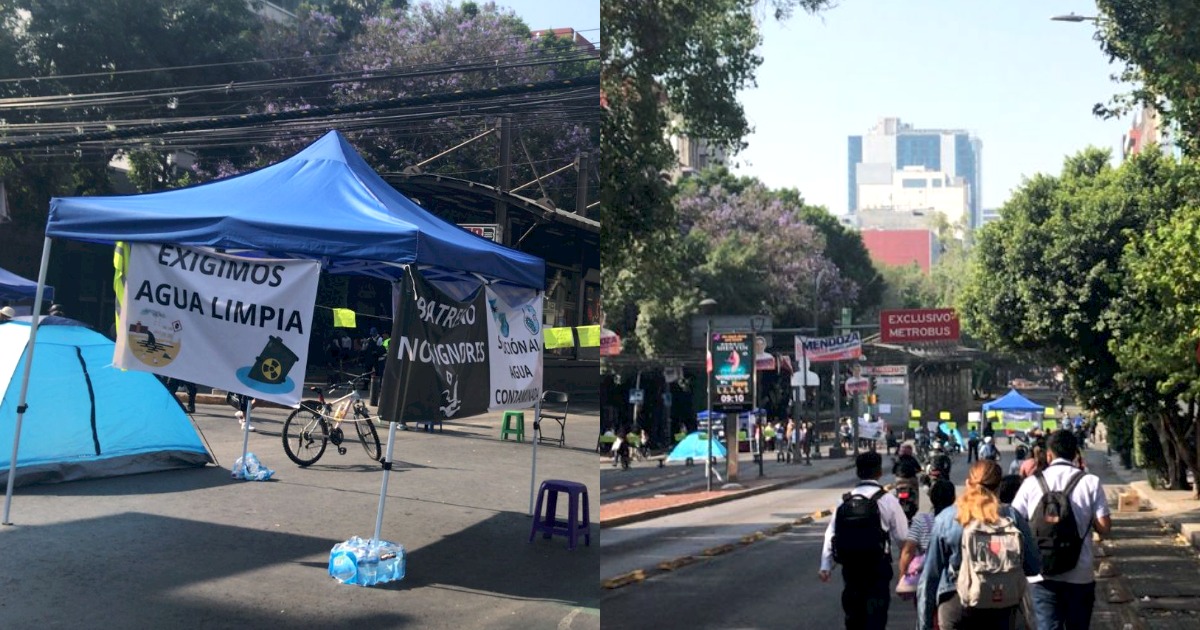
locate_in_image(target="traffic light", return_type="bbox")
[868,393,877,405]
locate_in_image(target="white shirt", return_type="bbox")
[820,480,909,571]
[1011,459,1110,584]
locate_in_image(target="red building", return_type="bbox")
[860,229,939,272]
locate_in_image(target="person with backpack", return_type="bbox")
[918,460,1040,630]
[1011,429,1112,630]
[978,435,1000,462]
[819,451,909,629]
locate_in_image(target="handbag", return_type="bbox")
[895,551,925,595]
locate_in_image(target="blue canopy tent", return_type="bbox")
[982,389,1045,413]
[0,266,53,305]
[7,131,546,540]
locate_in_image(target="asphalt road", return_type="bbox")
[0,401,600,629]
[600,450,988,630]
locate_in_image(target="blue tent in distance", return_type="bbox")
[0,266,53,303]
[981,389,1046,413]
[0,320,211,487]
[667,432,727,463]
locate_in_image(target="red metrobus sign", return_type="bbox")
[880,308,960,344]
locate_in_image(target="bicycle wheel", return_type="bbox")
[354,407,382,461]
[282,406,329,466]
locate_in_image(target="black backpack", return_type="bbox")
[832,485,889,567]
[1030,466,1088,576]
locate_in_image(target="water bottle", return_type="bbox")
[359,547,379,586]
[329,551,357,584]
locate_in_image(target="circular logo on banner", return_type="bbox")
[127,308,181,367]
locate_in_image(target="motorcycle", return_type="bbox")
[894,476,920,524]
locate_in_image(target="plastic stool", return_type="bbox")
[528,480,590,550]
[501,411,525,441]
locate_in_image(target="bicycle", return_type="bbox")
[281,374,382,467]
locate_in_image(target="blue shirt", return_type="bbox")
[916,504,1041,630]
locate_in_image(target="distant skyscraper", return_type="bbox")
[848,117,983,229]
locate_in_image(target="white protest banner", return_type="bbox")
[857,419,884,441]
[115,244,320,406]
[485,283,543,411]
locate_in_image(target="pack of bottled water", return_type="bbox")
[328,536,406,587]
[231,452,274,481]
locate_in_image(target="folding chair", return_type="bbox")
[537,390,569,447]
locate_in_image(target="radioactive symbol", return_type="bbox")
[260,357,283,382]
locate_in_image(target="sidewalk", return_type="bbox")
[1087,447,1200,629]
[599,449,856,528]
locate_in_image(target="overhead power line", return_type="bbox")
[0,75,598,151]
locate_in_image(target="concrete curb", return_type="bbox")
[1106,455,1200,555]
[599,461,855,529]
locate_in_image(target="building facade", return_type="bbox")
[848,117,983,229]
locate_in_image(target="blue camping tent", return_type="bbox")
[47,130,544,288]
[982,389,1046,413]
[0,319,210,487]
[0,266,53,303]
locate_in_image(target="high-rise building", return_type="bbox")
[848,117,983,229]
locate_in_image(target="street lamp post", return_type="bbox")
[700,298,718,491]
[807,269,827,453]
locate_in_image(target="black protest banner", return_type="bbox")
[378,269,490,423]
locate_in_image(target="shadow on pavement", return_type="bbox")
[398,510,599,608]
[0,512,414,627]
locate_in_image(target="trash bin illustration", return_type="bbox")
[249,336,299,385]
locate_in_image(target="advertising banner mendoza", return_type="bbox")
[114,243,320,406]
[378,268,542,424]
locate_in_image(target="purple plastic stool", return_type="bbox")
[528,479,590,550]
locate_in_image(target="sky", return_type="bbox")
[492,0,600,45]
[732,0,1131,215]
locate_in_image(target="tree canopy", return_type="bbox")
[1095,0,1200,155]
[961,147,1200,493]
[600,0,834,337]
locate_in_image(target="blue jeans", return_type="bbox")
[1030,580,1095,630]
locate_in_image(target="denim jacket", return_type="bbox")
[916,504,1041,630]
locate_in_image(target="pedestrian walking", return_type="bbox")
[978,436,1000,462]
[966,427,980,463]
[819,451,908,629]
[1019,445,1047,479]
[896,479,956,605]
[163,377,197,413]
[1011,429,1112,630]
[918,460,1040,630]
[1008,444,1028,476]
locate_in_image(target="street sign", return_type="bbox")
[879,308,960,344]
[710,331,752,412]
[458,223,502,243]
[628,389,644,405]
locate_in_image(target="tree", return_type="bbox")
[1094,0,1200,156]
[961,147,1200,491]
[601,0,835,335]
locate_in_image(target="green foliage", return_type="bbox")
[962,146,1200,490]
[1095,0,1200,156]
[601,0,834,335]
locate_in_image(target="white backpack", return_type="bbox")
[956,516,1025,609]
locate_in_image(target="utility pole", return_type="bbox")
[575,150,589,216]
[495,116,512,246]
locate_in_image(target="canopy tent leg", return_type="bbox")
[529,396,542,516]
[238,403,253,478]
[373,352,414,544]
[3,237,54,526]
